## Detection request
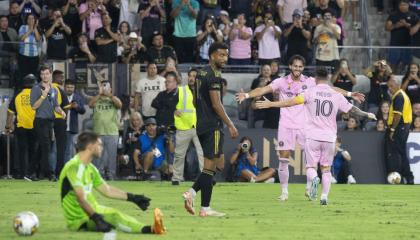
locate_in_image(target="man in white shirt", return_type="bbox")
[135,62,166,119]
[254,12,282,65]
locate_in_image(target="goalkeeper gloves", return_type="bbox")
[90,213,113,232]
[127,193,151,211]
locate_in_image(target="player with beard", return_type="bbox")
[182,42,239,217]
[236,55,364,201]
[59,132,165,234]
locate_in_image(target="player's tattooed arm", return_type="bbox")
[349,106,377,120]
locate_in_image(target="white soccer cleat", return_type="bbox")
[277,192,289,201]
[182,191,195,215]
[199,208,226,217]
[309,177,320,201]
[347,175,357,184]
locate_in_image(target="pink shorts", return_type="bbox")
[304,139,335,168]
[277,127,305,151]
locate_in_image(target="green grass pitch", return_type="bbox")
[1,181,420,240]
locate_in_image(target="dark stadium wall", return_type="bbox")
[221,129,388,184]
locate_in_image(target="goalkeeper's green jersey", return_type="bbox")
[59,154,104,230]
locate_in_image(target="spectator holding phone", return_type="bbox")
[42,8,71,60]
[228,13,253,65]
[331,59,357,96]
[255,11,282,65]
[121,32,146,64]
[68,33,96,63]
[401,62,420,103]
[89,80,122,180]
[229,137,276,183]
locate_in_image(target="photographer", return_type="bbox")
[229,137,276,183]
[89,80,122,180]
[332,137,356,184]
[133,118,175,180]
[120,112,144,177]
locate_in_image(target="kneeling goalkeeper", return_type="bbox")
[59,131,165,234]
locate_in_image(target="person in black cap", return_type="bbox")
[133,117,175,180]
[146,31,177,65]
[283,9,311,63]
[5,74,39,180]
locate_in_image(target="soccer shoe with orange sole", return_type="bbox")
[152,208,166,234]
[182,191,195,215]
[199,208,226,217]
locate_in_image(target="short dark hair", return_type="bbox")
[208,42,228,57]
[164,71,178,80]
[322,8,336,17]
[65,79,76,85]
[39,65,52,74]
[0,15,7,20]
[315,66,329,79]
[147,61,156,68]
[288,54,306,66]
[53,70,64,76]
[188,68,198,76]
[75,132,99,152]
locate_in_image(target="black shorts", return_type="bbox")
[198,129,224,159]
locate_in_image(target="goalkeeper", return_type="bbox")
[59,131,165,234]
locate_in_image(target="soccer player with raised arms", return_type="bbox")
[255,67,376,205]
[236,55,364,201]
[59,132,165,234]
[183,42,239,217]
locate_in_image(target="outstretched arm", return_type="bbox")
[235,85,273,104]
[349,106,377,120]
[255,96,303,109]
[332,86,365,104]
[96,182,128,200]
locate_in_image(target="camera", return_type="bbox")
[157,125,177,136]
[241,143,249,151]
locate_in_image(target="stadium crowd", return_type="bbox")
[0,0,419,183]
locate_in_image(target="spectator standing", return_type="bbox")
[68,33,96,63]
[198,0,221,25]
[64,80,86,163]
[385,74,414,184]
[228,13,253,65]
[255,11,282,65]
[135,62,166,119]
[146,32,178,64]
[79,0,104,42]
[171,68,204,185]
[138,0,166,48]
[252,0,277,26]
[313,10,341,71]
[17,14,41,79]
[277,0,307,25]
[171,0,199,63]
[218,10,231,42]
[18,0,41,20]
[365,60,392,111]
[151,72,179,127]
[121,32,147,64]
[332,137,356,184]
[309,0,344,27]
[230,0,253,24]
[410,12,420,65]
[5,74,38,180]
[8,1,23,32]
[42,9,71,61]
[385,0,416,72]
[283,9,311,62]
[30,65,66,180]
[401,63,420,103]
[106,0,121,30]
[0,15,19,83]
[63,0,82,46]
[196,16,223,63]
[89,80,122,180]
[119,0,140,31]
[95,13,119,63]
[331,59,357,95]
[51,70,70,178]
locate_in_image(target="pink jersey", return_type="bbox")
[270,74,316,129]
[301,83,353,142]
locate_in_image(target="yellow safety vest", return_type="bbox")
[388,89,412,126]
[52,83,70,119]
[174,86,196,130]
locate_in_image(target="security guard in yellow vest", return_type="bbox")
[385,74,414,184]
[171,69,204,185]
[5,74,38,180]
[51,70,70,179]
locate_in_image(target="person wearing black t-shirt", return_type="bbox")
[401,63,420,103]
[68,33,96,63]
[309,0,343,26]
[146,32,177,64]
[8,1,23,32]
[385,0,416,72]
[139,0,165,48]
[283,9,311,63]
[63,0,82,46]
[331,59,357,95]
[121,32,147,64]
[94,13,119,63]
[366,60,393,111]
[42,9,71,60]
[182,42,238,217]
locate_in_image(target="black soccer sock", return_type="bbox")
[141,225,152,234]
[192,177,201,193]
[200,169,215,207]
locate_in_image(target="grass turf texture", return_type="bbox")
[0,181,420,240]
